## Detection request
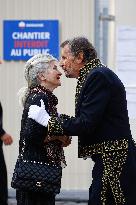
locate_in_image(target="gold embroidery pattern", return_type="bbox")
[75,58,102,108]
[78,139,128,205]
[48,117,64,136]
[78,139,128,157]
[101,149,128,205]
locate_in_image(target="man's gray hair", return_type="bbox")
[60,37,97,63]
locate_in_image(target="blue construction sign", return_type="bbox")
[3,20,59,60]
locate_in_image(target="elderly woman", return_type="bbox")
[16,54,71,205]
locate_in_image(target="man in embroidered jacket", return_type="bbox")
[28,37,136,205]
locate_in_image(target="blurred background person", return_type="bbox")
[0,59,13,205]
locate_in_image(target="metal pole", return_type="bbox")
[102,7,108,65]
[94,0,100,58]
[108,0,116,69]
[99,3,115,66]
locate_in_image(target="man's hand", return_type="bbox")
[28,99,50,127]
[1,133,13,145]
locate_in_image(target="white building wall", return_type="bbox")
[0,0,94,192]
[115,0,136,142]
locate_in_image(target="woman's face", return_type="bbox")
[43,60,62,89]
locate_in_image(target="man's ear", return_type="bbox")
[76,52,84,64]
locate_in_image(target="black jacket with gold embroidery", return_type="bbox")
[48,59,132,158]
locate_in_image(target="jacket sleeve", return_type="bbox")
[0,103,5,138]
[21,94,48,146]
[48,72,111,136]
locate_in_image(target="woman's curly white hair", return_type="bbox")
[18,53,57,107]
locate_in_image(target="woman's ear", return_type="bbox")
[37,73,46,81]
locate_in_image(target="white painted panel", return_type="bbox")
[115,0,136,144]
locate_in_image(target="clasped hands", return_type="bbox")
[28,99,71,147]
[44,135,72,147]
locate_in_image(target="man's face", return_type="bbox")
[0,60,2,64]
[59,44,81,78]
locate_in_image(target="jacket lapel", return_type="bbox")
[75,59,101,115]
